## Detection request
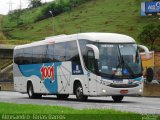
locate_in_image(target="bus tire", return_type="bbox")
[56,94,69,99]
[112,95,124,102]
[75,83,88,101]
[27,82,42,99]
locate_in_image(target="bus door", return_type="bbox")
[86,50,98,95]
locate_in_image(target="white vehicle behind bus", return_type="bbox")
[13,33,149,102]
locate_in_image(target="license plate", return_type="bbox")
[120,90,128,94]
[113,80,123,84]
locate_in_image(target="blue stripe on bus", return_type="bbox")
[135,77,143,81]
[18,62,62,93]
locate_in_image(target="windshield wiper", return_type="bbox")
[121,56,135,77]
[117,46,135,78]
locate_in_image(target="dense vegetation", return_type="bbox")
[37,0,92,21]
[138,23,160,50]
[2,0,160,47]
[0,15,6,44]
[4,0,92,26]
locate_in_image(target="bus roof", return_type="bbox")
[15,32,136,49]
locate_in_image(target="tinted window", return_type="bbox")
[79,39,97,72]
[46,44,54,62]
[54,42,66,62]
[14,48,24,65]
[23,47,33,64]
[14,41,81,65]
[32,45,47,64]
[14,49,19,64]
[79,39,91,66]
[66,41,80,64]
[79,40,88,55]
[87,50,96,73]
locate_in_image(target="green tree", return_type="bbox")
[138,24,160,49]
[28,0,42,8]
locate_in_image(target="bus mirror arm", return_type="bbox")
[138,45,150,59]
[86,44,99,59]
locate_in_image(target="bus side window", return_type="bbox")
[66,41,80,64]
[87,50,96,73]
[32,45,47,64]
[79,39,93,67]
[41,45,47,63]
[46,44,54,63]
[14,49,19,64]
[33,46,41,64]
[14,48,24,65]
[54,43,66,62]
[23,47,32,64]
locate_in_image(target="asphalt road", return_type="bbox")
[0,91,160,114]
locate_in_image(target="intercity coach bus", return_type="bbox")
[13,33,149,102]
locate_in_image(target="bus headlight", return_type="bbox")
[139,88,142,93]
[102,89,106,93]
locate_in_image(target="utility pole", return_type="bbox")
[7,0,15,12]
[20,0,22,10]
[49,11,55,33]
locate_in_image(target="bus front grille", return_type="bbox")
[108,84,139,88]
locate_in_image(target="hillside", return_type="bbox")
[2,0,160,44]
[0,15,6,44]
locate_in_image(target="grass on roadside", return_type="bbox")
[0,102,158,120]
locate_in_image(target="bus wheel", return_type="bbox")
[56,94,69,99]
[27,83,42,99]
[75,83,88,101]
[112,95,124,102]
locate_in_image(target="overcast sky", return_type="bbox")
[0,0,53,15]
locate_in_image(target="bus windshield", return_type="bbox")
[97,43,142,78]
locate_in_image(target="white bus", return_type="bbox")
[13,33,149,102]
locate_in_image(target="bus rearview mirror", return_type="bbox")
[138,45,150,59]
[86,44,99,59]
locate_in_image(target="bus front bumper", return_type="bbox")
[97,83,143,96]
